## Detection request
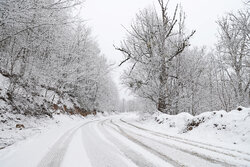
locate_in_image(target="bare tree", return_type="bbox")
[116,0,195,113]
[216,8,250,107]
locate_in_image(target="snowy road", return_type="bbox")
[1,114,250,167]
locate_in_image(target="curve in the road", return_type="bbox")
[36,116,250,167]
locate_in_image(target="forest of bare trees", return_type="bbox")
[117,0,249,115]
[0,0,249,117]
[0,0,119,116]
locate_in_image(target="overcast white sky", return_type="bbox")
[81,0,244,100]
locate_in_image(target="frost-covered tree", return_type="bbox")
[0,0,83,93]
[116,0,195,113]
[0,0,119,115]
[216,8,250,108]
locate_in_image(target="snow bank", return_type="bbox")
[0,114,89,167]
[0,73,99,149]
[139,107,250,150]
[0,107,110,150]
[186,108,250,147]
[0,112,85,149]
[140,111,193,133]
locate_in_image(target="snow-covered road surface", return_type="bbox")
[0,114,250,167]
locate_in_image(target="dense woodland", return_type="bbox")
[0,0,249,117]
[0,0,119,117]
[117,0,250,115]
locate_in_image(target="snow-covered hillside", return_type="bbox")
[0,72,97,149]
[0,72,87,116]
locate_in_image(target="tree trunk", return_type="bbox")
[235,66,243,105]
[158,56,167,113]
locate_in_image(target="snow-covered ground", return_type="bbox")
[0,110,250,167]
[0,112,85,149]
[137,107,250,153]
[0,114,93,167]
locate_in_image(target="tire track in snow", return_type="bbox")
[38,121,95,167]
[98,119,168,167]
[105,119,186,167]
[120,119,250,162]
[79,120,139,167]
[111,120,237,167]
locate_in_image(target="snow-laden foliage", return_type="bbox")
[0,0,119,116]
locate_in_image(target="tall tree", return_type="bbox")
[116,0,195,113]
[216,8,250,107]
